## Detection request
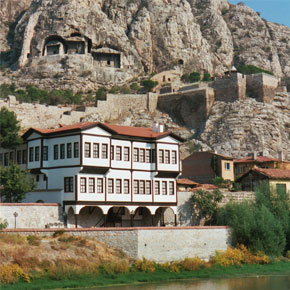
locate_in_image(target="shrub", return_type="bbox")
[27,235,41,246]
[179,257,208,271]
[189,72,201,82]
[216,202,286,256]
[58,234,79,243]
[203,73,212,82]
[0,264,30,284]
[95,87,107,101]
[52,229,65,238]
[100,260,129,275]
[0,218,8,230]
[141,79,158,92]
[237,64,273,76]
[0,234,26,245]
[159,262,180,272]
[130,82,140,92]
[133,258,156,273]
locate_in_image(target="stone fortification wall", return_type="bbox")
[95,93,158,121]
[0,93,158,130]
[0,203,63,229]
[210,73,246,102]
[3,227,230,262]
[157,88,215,130]
[246,73,279,103]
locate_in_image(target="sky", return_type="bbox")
[229,1,290,28]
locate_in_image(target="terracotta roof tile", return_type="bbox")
[253,168,290,179]
[177,178,199,186]
[32,122,96,134]
[102,123,170,139]
[234,156,278,163]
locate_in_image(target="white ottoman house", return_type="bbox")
[0,122,183,228]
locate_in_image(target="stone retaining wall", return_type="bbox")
[3,226,231,262]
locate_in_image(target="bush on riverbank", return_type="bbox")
[0,233,281,286]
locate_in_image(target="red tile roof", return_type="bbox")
[234,156,278,163]
[102,123,170,139]
[177,178,199,186]
[23,122,182,141]
[32,122,96,135]
[253,168,290,179]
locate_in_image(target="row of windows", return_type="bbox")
[158,150,177,164]
[78,177,175,195]
[0,150,27,166]
[28,143,80,162]
[133,148,156,163]
[84,143,108,159]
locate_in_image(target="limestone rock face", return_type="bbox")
[201,93,290,159]
[1,0,290,90]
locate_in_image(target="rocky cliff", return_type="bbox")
[0,0,290,90]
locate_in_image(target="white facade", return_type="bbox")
[0,122,182,227]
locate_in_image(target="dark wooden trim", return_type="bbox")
[75,175,78,201]
[104,177,107,202]
[151,178,154,203]
[178,143,181,173]
[37,165,82,170]
[130,170,133,202]
[80,135,83,166]
[40,138,43,168]
[109,138,112,167]
[64,201,178,207]
[156,143,159,171]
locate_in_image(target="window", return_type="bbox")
[102,144,108,159]
[155,181,160,195]
[74,142,79,158]
[67,143,72,159]
[146,181,151,195]
[151,149,156,163]
[111,145,114,160]
[93,143,99,158]
[80,177,86,193]
[64,177,74,192]
[85,142,91,158]
[22,150,27,164]
[35,146,40,161]
[108,178,114,194]
[159,149,164,164]
[165,150,170,164]
[276,184,286,194]
[17,151,21,164]
[116,179,122,194]
[9,152,14,163]
[36,175,39,182]
[0,153,3,165]
[54,145,58,160]
[116,146,122,161]
[225,162,231,170]
[124,179,130,194]
[139,180,145,194]
[169,181,174,195]
[97,178,103,193]
[171,151,177,164]
[134,180,139,194]
[133,148,139,162]
[124,147,130,162]
[43,146,48,161]
[140,149,145,163]
[145,149,151,163]
[29,147,34,162]
[89,178,95,193]
[162,181,167,195]
[60,144,65,159]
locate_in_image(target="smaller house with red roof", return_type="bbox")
[0,122,183,228]
[234,154,290,180]
[237,167,290,194]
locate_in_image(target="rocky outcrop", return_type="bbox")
[0,0,289,90]
[201,93,290,159]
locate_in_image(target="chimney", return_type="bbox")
[278,151,284,161]
[153,122,159,133]
[259,151,263,157]
[249,152,257,160]
[158,124,165,133]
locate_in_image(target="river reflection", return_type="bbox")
[81,275,290,290]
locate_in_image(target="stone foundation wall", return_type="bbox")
[3,227,230,262]
[0,203,63,229]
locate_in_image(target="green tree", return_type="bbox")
[189,72,201,83]
[203,73,212,82]
[0,107,22,149]
[190,189,223,225]
[237,64,273,76]
[141,79,158,92]
[95,88,107,101]
[0,164,35,202]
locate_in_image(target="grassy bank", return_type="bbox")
[2,262,290,290]
[1,233,290,290]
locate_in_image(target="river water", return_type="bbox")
[77,275,290,290]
